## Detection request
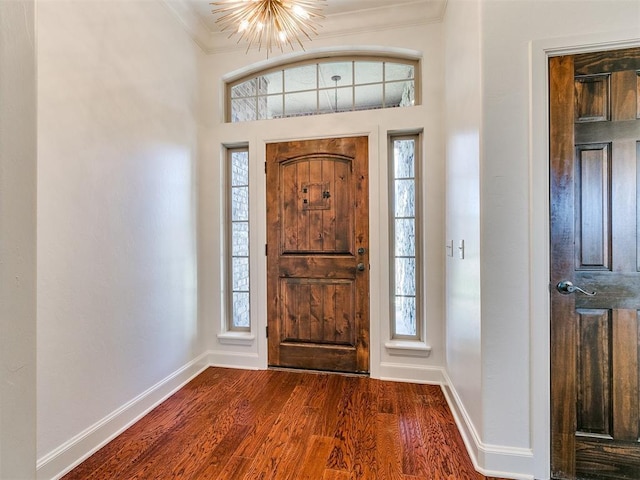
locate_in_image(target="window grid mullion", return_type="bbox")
[228,56,418,122]
[227,148,251,332]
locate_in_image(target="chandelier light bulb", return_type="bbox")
[292,5,309,18]
[211,0,326,56]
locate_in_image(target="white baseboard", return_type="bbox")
[207,349,264,370]
[36,352,210,480]
[377,361,446,384]
[441,371,534,480]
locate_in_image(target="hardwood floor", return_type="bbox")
[63,367,504,480]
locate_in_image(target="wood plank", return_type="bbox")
[550,54,578,479]
[214,455,252,480]
[575,74,609,122]
[281,161,299,251]
[242,384,313,479]
[296,435,335,480]
[323,158,337,251]
[309,159,324,251]
[326,376,361,472]
[612,309,639,441]
[310,282,323,342]
[350,379,378,479]
[323,470,351,480]
[397,383,430,477]
[612,70,638,121]
[575,145,610,269]
[575,119,640,143]
[576,309,611,437]
[62,368,504,480]
[299,282,311,341]
[334,158,351,252]
[375,413,404,480]
[324,283,337,344]
[611,139,636,272]
[572,271,640,309]
[576,436,640,479]
[574,47,640,75]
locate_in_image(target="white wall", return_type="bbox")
[200,15,447,382]
[32,2,640,479]
[36,1,205,477]
[0,1,37,478]
[443,0,483,461]
[444,1,640,479]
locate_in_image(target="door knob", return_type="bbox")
[357,263,366,272]
[556,280,596,296]
[358,247,367,255]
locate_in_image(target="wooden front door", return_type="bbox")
[550,48,640,479]
[266,136,369,373]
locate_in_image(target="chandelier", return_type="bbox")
[211,0,326,56]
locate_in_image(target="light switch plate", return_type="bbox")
[446,240,454,257]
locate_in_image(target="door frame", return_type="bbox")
[258,130,382,378]
[531,32,640,480]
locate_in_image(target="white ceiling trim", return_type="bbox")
[161,0,211,52]
[162,0,446,55]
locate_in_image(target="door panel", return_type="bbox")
[550,48,640,480]
[266,136,369,373]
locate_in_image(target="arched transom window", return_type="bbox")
[227,56,419,122]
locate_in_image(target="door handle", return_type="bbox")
[357,263,366,272]
[556,280,596,296]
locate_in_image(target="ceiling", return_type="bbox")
[185,0,445,34]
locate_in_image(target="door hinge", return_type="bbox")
[266,326,268,338]
[264,162,267,174]
[265,243,268,256]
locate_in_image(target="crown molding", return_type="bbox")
[162,0,446,55]
[160,0,212,52]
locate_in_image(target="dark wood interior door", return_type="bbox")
[550,48,640,479]
[266,136,369,373]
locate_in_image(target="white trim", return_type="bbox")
[217,332,256,346]
[220,46,423,85]
[159,0,210,53]
[208,349,263,370]
[377,362,445,384]
[384,339,432,357]
[161,0,445,55]
[529,29,640,480]
[441,372,534,480]
[36,352,210,480]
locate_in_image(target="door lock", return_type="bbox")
[357,247,367,255]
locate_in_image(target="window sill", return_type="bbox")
[217,332,256,346]
[384,340,432,357]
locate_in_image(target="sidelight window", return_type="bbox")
[389,134,421,340]
[227,147,251,332]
